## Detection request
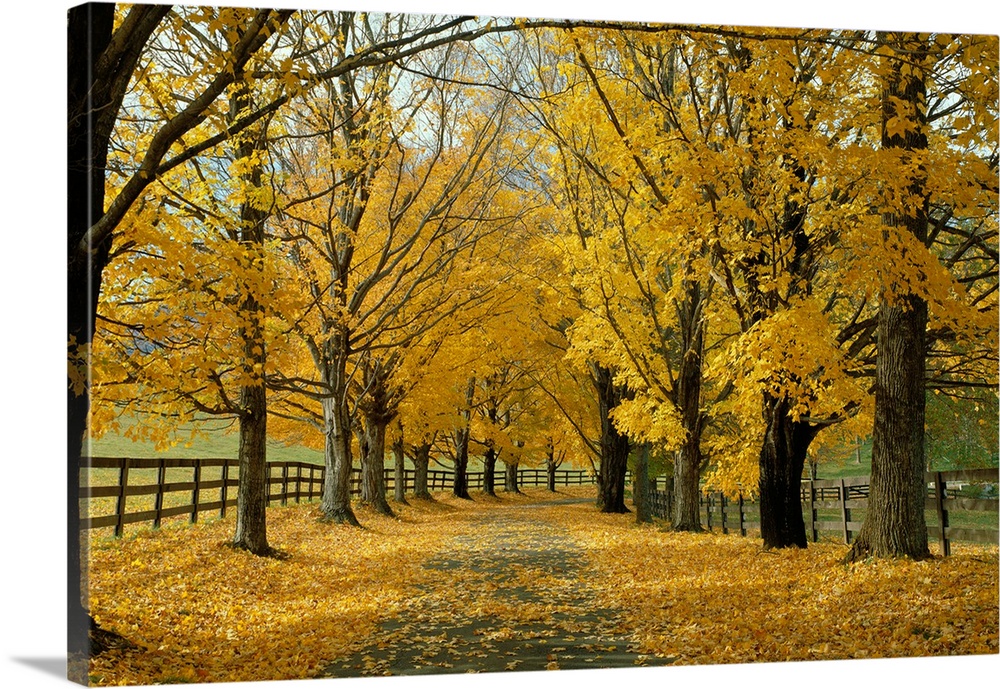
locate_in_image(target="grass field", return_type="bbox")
[86,416,326,464]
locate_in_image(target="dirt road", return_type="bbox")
[320,496,676,677]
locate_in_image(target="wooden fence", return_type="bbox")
[647,468,999,554]
[81,457,595,536]
[82,457,996,553]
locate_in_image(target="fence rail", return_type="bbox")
[83,457,997,554]
[647,468,999,554]
[82,457,595,536]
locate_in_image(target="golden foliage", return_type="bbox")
[87,492,997,685]
[541,502,999,665]
[87,498,474,685]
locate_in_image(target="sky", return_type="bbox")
[2,1,997,689]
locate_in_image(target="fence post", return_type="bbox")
[153,457,166,528]
[279,463,289,506]
[220,460,230,519]
[934,471,950,556]
[266,464,273,505]
[720,492,728,534]
[705,493,712,532]
[115,458,131,537]
[807,479,816,543]
[191,459,202,524]
[839,478,849,544]
[295,464,302,504]
[738,493,746,537]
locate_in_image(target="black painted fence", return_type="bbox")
[81,457,596,536]
[646,469,999,555]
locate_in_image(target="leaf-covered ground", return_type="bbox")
[86,488,998,685]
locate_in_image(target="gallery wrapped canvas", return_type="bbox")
[67,1,998,687]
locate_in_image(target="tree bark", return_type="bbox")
[546,442,558,492]
[356,358,396,516]
[673,278,706,531]
[633,443,652,523]
[846,300,931,560]
[320,340,360,525]
[67,5,170,670]
[483,446,498,496]
[845,33,932,563]
[452,378,475,499]
[233,385,273,554]
[592,363,630,513]
[67,5,114,666]
[392,424,408,504]
[504,461,521,493]
[453,426,472,499]
[412,442,432,499]
[758,395,820,549]
[229,61,275,557]
[360,415,394,517]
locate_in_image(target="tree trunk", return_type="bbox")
[483,446,498,496]
[412,442,432,499]
[758,395,819,549]
[845,33,932,563]
[633,443,652,523]
[846,298,931,560]
[453,427,472,499]
[392,424,408,504]
[67,5,170,669]
[546,444,558,492]
[67,4,115,666]
[320,344,359,525]
[672,278,706,531]
[592,363,630,513]
[672,446,702,531]
[229,63,275,557]
[452,378,475,499]
[504,461,520,493]
[360,416,394,517]
[233,386,272,554]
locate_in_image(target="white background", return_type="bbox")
[2,1,997,688]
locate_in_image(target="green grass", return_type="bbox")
[85,415,537,475]
[82,416,551,534]
[86,415,325,464]
[812,435,998,481]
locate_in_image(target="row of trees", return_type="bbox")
[528,28,998,554]
[69,3,996,659]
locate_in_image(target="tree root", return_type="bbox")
[319,507,362,527]
[225,540,291,560]
[89,616,138,656]
[842,536,934,564]
[671,523,705,533]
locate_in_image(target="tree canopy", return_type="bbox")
[77,4,996,558]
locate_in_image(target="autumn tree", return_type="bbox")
[525,26,898,547]
[68,5,294,661]
[845,31,999,561]
[845,33,935,560]
[264,14,530,521]
[523,28,724,521]
[468,283,563,497]
[71,8,592,650]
